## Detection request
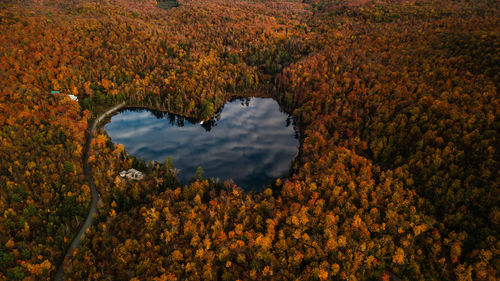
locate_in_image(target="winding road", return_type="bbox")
[53,101,404,281]
[54,102,125,281]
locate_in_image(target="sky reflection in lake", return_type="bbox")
[104,98,299,190]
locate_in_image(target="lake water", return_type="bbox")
[104,97,299,191]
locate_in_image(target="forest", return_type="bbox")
[0,0,498,280]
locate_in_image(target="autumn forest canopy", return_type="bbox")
[0,0,498,280]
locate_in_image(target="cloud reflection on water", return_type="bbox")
[105,98,299,191]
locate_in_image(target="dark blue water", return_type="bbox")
[104,98,299,190]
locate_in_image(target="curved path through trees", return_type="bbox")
[53,101,404,281]
[54,102,125,281]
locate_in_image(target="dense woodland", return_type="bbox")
[0,0,498,280]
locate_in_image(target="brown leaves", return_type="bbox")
[392,248,406,264]
[101,79,112,90]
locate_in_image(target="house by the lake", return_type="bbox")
[119,168,144,180]
[51,90,78,101]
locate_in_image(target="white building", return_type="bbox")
[119,168,144,180]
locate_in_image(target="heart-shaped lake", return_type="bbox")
[104,97,299,191]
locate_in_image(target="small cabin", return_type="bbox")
[50,91,78,101]
[119,168,144,180]
[157,0,179,9]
